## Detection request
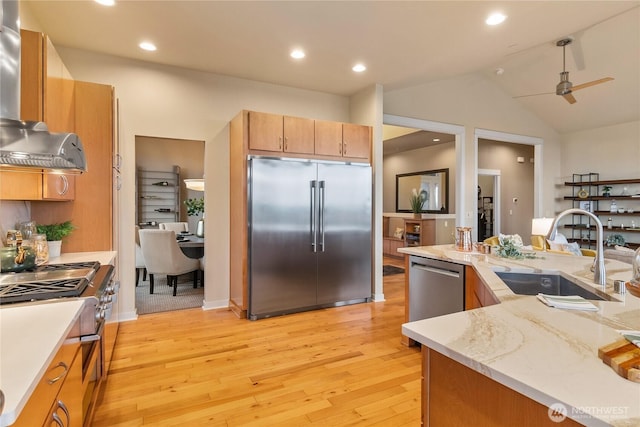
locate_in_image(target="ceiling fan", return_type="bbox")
[515,38,614,104]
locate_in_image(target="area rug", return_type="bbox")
[383,265,405,276]
[135,273,203,315]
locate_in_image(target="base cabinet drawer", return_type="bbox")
[12,339,80,427]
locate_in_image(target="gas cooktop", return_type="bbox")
[0,261,100,304]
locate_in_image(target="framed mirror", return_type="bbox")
[396,168,449,213]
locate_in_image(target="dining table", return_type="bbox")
[177,235,204,259]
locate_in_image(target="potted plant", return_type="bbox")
[409,188,426,218]
[602,186,612,197]
[184,197,205,237]
[36,220,74,258]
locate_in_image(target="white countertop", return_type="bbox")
[0,299,86,426]
[400,245,640,427]
[0,251,116,426]
[49,250,116,266]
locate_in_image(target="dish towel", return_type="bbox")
[617,330,640,348]
[536,293,599,311]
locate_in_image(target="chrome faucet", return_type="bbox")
[546,208,606,287]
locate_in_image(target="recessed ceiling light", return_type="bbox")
[95,0,115,6]
[433,138,440,142]
[139,42,157,52]
[486,13,506,26]
[290,49,305,59]
[352,63,366,73]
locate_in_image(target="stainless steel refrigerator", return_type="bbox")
[248,157,372,320]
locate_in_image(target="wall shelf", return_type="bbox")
[137,166,181,228]
[564,174,640,249]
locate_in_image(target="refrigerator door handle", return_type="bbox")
[311,180,317,253]
[319,180,326,252]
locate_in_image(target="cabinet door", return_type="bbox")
[420,220,436,245]
[20,29,45,121]
[314,120,343,157]
[342,123,370,159]
[248,111,283,152]
[283,115,314,154]
[43,173,75,200]
[0,170,43,200]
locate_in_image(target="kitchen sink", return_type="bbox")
[494,272,613,301]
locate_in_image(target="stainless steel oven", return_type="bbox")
[0,261,118,426]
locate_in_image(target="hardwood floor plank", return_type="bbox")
[93,256,421,426]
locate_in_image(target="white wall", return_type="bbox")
[383,73,562,224]
[53,46,353,320]
[383,142,456,213]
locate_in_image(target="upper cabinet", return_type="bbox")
[20,29,75,131]
[246,110,371,162]
[315,120,370,159]
[248,111,315,154]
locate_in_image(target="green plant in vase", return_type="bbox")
[35,221,74,258]
[184,197,205,237]
[409,188,426,217]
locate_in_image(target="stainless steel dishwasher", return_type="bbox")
[408,255,465,321]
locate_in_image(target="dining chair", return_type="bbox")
[134,225,147,286]
[159,222,189,233]
[138,229,200,295]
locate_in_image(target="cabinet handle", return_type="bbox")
[57,400,70,426]
[343,141,347,155]
[284,136,288,151]
[57,175,69,195]
[52,413,65,427]
[279,136,283,150]
[47,361,69,384]
[338,142,342,155]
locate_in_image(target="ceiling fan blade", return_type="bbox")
[571,77,614,92]
[513,92,554,99]
[562,93,577,104]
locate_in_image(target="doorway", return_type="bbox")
[134,135,205,314]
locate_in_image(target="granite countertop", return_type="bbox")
[0,251,116,426]
[400,245,640,427]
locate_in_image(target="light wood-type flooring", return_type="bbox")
[93,256,421,426]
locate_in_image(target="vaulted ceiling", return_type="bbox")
[23,1,640,135]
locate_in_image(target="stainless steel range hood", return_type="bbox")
[0,0,87,173]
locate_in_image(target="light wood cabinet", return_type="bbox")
[30,82,115,253]
[247,111,315,154]
[315,120,370,160]
[421,347,582,426]
[0,170,75,201]
[20,29,75,131]
[13,339,81,427]
[246,111,371,161]
[464,265,499,310]
[404,218,435,247]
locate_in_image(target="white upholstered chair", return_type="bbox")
[159,222,189,233]
[134,226,147,286]
[138,229,200,295]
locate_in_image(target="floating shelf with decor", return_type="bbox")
[563,174,640,249]
[137,166,181,228]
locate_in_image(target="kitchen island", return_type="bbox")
[400,245,640,427]
[0,251,116,426]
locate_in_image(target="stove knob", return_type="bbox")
[95,307,106,321]
[100,294,113,304]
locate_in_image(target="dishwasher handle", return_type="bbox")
[411,263,461,279]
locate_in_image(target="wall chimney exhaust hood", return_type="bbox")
[0,0,87,173]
